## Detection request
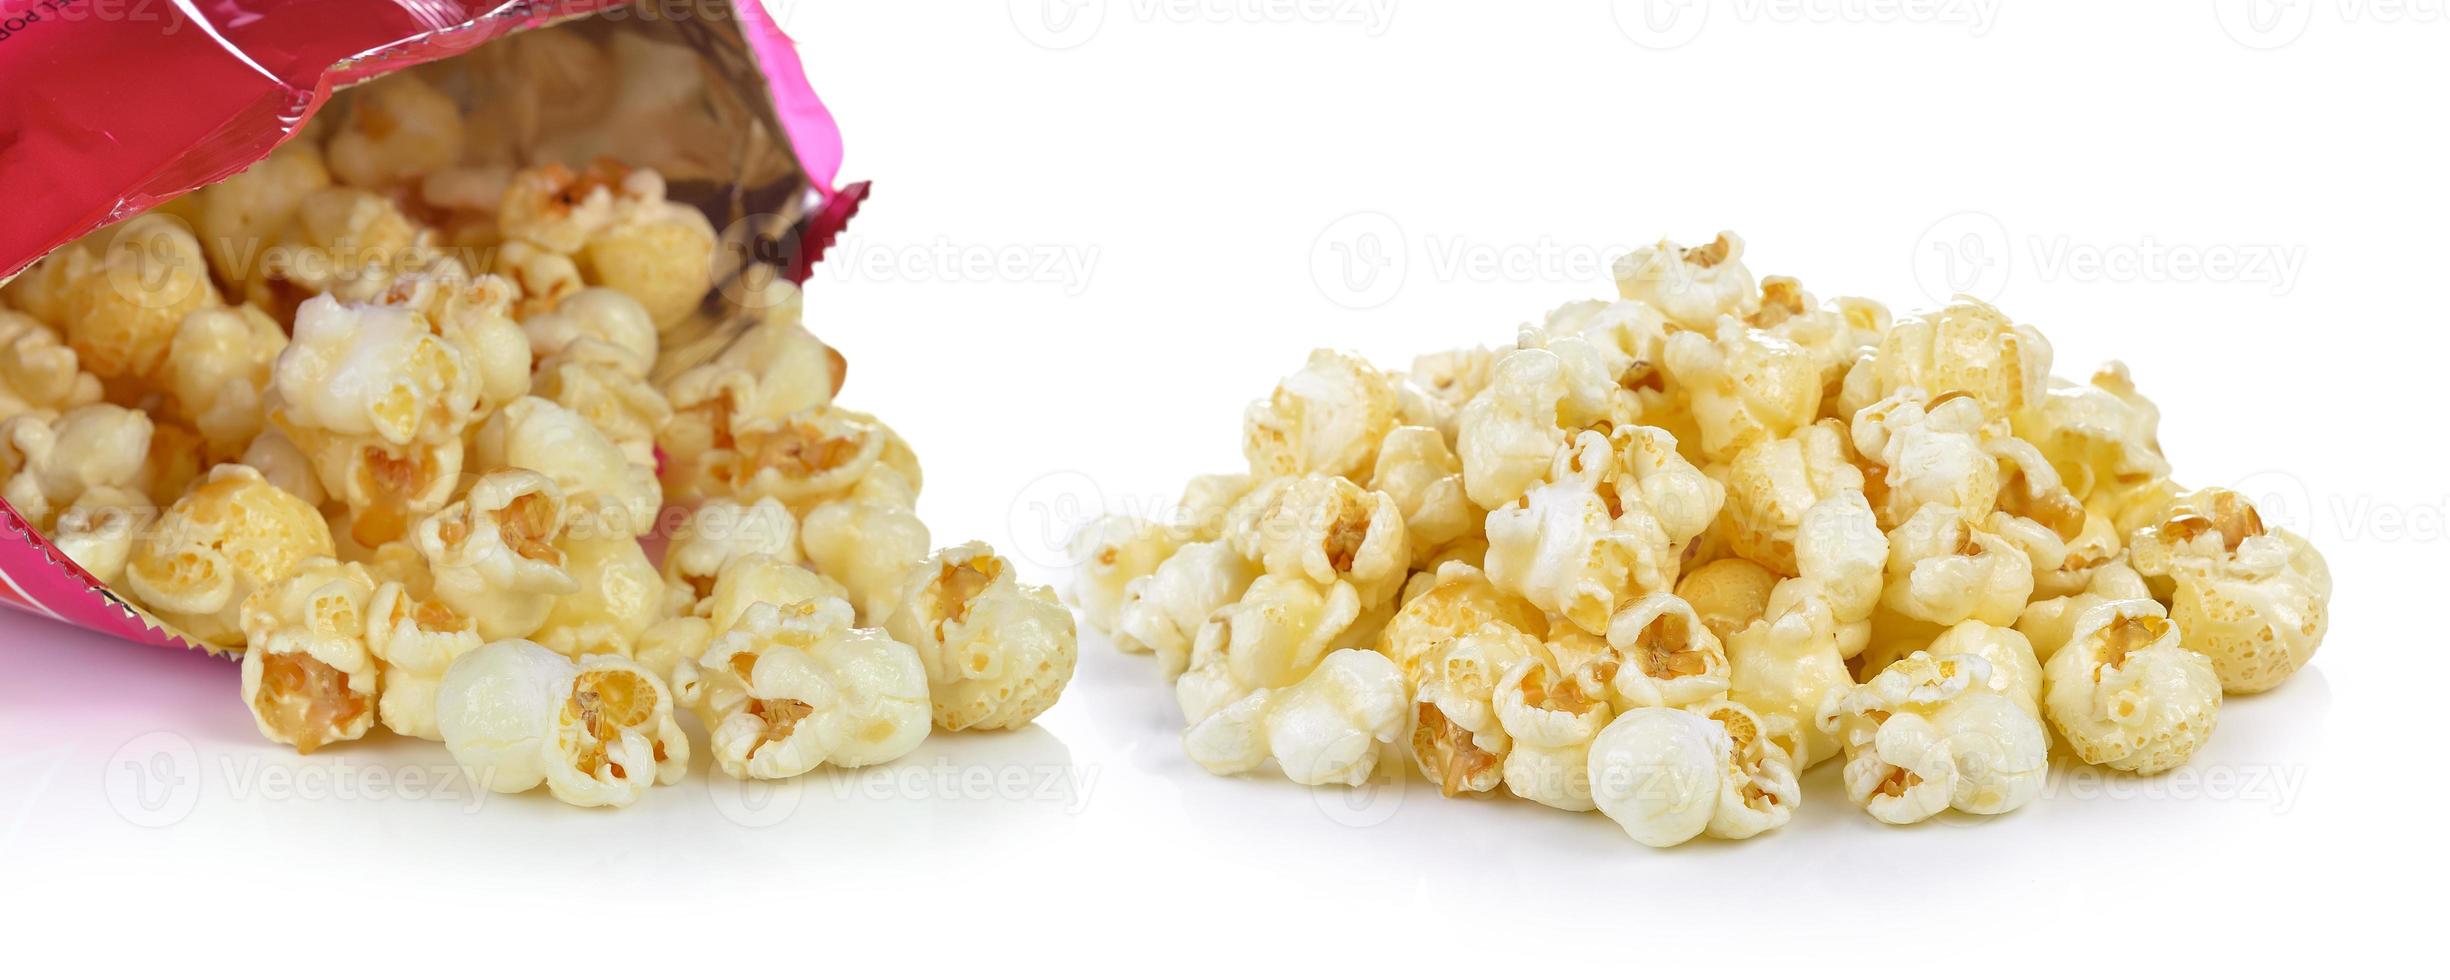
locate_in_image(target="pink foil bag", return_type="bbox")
[0,0,867,651]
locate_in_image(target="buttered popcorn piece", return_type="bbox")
[59,215,221,381]
[1850,389,2001,527]
[1243,349,1399,483]
[325,72,466,190]
[1605,593,1732,709]
[1241,474,1409,610]
[271,296,479,542]
[2127,489,2330,694]
[0,310,102,419]
[679,406,918,514]
[1882,505,2035,629]
[1067,516,1184,644]
[1454,347,1571,510]
[1183,647,1408,786]
[1174,574,1363,727]
[1663,319,1821,463]
[542,656,690,807]
[1491,640,1614,810]
[1726,589,1852,768]
[366,577,482,741]
[697,553,848,633]
[1720,420,1863,576]
[519,287,659,378]
[1411,622,1545,796]
[663,496,803,614]
[1,403,152,527]
[1368,425,1476,559]
[682,599,932,780]
[799,493,929,628]
[2017,362,2168,506]
[1840,297,2051,427]
[531,526,663,657]
[438,639,579,794]
[196,143,331,285]
[1586,701,1797,847]
[124,465,335,646]
[530,343,672,468]
[1520,298,1675,432]
[1676,558,1780,643]
[1828,651,2048,824]
[1115,541,1260,677]
[2042,600,2222,775]
[374,269,532,416]
[886,543,1078,731]
[1484,428,1719,634]
[657,315,844,468]
[239,558,380,753]
[412,468,578,640]
[579,169,718,330]
[472,396,662,535]
[1611,233,1758,331]
[161,305,286,458]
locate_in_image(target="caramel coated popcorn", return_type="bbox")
[1069,231,2334,843]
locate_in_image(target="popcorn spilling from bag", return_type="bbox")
[0,71,1075,810]
[1070,232,2331,845]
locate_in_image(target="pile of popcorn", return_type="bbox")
[0,72,1076,809]
[1070,233,2331,845]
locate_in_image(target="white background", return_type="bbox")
[4,0,2443,972]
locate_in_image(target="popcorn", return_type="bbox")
[160,305,286,458]
[1368,426,1475,560]
[1114,541,1259,677]
[1720,420,1863,575]
[1881,505,2035,629]
[698,553,847,632]
[657,317,844,472]
[438,639,580,794]
[271,296,478,543]
[1790,488,1887,656]
[675,405,915,514]
[238,558,380,753]
[471,396,662,535]
[1243,349,1398,483]
[1927,621,2046,718]
[499,162,623,255]
[0,310,103,420]
[531,529,663,657]
[412,469,579,641]
[2127,489,2331,693]
[519,287,659,378]
[1174,473,1255,540]
[1850,389,2001,527]
[58,215,221,381]
[374,269,532,416]
[530,342,673,468]
[1518,299,1673,431]
[2018,362,2169,505]
[1454,347,1570,510]
[1586,700,1797,846]
[886,543,1078,731]
[1183,647,1408,786]
[578,168,718,330]
[325,73,466,190]
[46,487,152,584]
[1409,346,1502,416]
[2,403,153,527]
[1611,233,1757,331]
[1840,297,2051,428]
[1828,651,2048,824]
[124,465,335,646]
[1175,575,1362,725]
[1410,622,1543,796]
[1725,590,1852,771]
[680,599,932,779]
[1485,428,1719,634]
[1604,593,1731,709]
[196,143,332,285]
[1242,474,1409,610]
[2041,600,2222,775]
[2017,561,2152,661]
[663,496,803,614]
[1492,641,1614,810]
[1661,320,1820,462]
[634,615,716,689]
[1694,700,1801,840]
[251,189,435,314]
[365,576,482,741]
[801,494,931,628]
[542,656,690,807]
[1067,515,1184,643]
